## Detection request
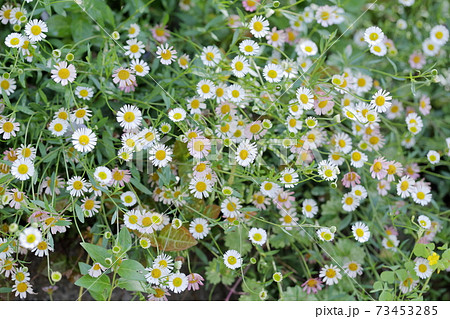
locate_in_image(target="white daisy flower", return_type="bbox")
[319,264,342,285]
[149,143,173,168]
[317,227,334,242]
[333,132,352,154]
[364,26,384,45]
[200,45,221,67]
[430,25,449,46]
[352,221,370,243]
[279,168,299,188]
[156,43,177,65]
[19,227,42,250]
[353,73,373,94]
[177,54,191,69]
[117,104,142,130]
[127,23,140,38]
[130,59,150,76]
[263,63,283,83]
[248,15,269,38]
[286,116,302,133]
[370,42,387,56]
[72,127,97,153]
[12,281,34,299]
[0,76,16,96]
[94,166,112,185]
[71,107,92,124]
[239,39,260,56]
[145,264,169,285]
[248,227,267,246]
[120,191,137,207]
[351,185,368,200]
[318,160,340,181]
[88,262,106,278]
[153,253,174,272]
[123,209,141,230]
[168,107,187,122]
[51,61,77,86]
[342,193,359,212]
[235,139,258,167]
[260,181,281,198]
[197,79,216,99]
[11,158,34,181]
[370,89,392,113]
[24,19,47,42]
[81,197,100,217]
[411,185,432,206]
[66,176,90,197]
[382,235,399,251]
[343,261,363,278]
[417,215,431,229]
[231,55,250,78]
[426,150,440,164]
[124,38,145,59]
[189,177,213,199]
[9,7,27,24]
[223,249,242,269]
[186,96,206,114]
[221,196,242,219]
[74,86,94,100]
[302,199,318,218]
[48,119,69,136]
[4,32,24,48]
[189,218,210,240]
[397,176,416,198]
[414,258,432,279]
[296,87,314,110]
[168,273,188,293]
[422,38,440,56]
[298,39,318,56]
[227,84,246,103]
[0,4,14,25]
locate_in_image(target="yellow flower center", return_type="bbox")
[325,268,336,278]
[356,229,364,237]
[58,68,70,80]
[348,263,358,271]
[78,135,90,145]
[227,256,237,265]
[195,181,207,192]
[129,44,139,53]
[195,224,204,233]
[118,70,130,80]
[155,150,166,161]
[84,199,95,210]
[253,21,263,32]
[73,181,83,190]
[161,50,172,60]
[17,164,29,175]
[1,80,10,90]
[31,25,42,36]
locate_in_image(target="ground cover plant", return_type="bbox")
[0,0,449,301]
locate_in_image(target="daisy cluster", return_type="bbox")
[0,0,449,301]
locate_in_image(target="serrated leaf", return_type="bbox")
[145,225,197,252]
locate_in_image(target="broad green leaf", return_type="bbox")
[74,274,110,295]
[146,225,197,252]
[380,271,395,284]
[117,227,132,253]
[79,262,91,276]
[117,259,147,281]
[379,290,393,301]
[117,278,149,293]
[80,242,110,266]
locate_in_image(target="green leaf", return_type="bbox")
[280,285,318,301]
[80,242,110,266]
[413,243,428,258]
[130,177,152,195]
[396,269,408,281]
[224,228,252,255]
[0,287,13,293]
[117,260,147,281]
[372,281,383,292]
[117,278,148,293]
[74,274,110,299]
[75,205,85,223]
[380,271,395,284]
[117,227,132,253]
[146,224,197,252]
[79,262,91,275]
[379,290,393,301]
